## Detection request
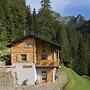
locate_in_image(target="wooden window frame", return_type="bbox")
[21,54,27,61]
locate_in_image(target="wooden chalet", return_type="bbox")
[8,35,61,85]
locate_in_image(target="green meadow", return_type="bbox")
[59,66,90,90]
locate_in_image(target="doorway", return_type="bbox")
[42,68,47,83]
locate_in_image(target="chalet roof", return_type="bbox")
[8,34,61,48]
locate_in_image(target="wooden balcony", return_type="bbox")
[35,60,59,68]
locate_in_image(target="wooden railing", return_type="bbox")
[35,60,59,67]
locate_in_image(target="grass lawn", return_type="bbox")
[59,66,90,90]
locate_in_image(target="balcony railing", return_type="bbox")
[35,60,59,68]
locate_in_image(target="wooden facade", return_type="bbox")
[10,37,36,64]
[9,35,61,83]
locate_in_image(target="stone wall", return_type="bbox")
[0,67,14,90]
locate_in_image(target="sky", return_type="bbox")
[26,0,90,20]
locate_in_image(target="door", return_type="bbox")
[42,68,47,83]
[47,69,53,82]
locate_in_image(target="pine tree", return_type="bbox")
[37,0,56,41]
[40,0,51,9]
[59,24,71,67]
[32,8,39,36]
[26,5,32,34]
[39,0,52,18]
[0,22,7,50]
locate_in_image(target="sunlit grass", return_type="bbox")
[59,66,90,90]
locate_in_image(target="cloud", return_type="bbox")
[26,0,90,11]
[51,0,90,14]
[26,0,90,19]
[50,0,90,19]
[71,0,90,7]
[51,0,72,14]
[26,0,72,13]
[26,0,40,12]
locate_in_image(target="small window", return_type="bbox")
[21,54,27,61]
[27,44,32,48]
[41,54,47,60]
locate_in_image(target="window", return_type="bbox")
[41,54,47,60]
[27,44,32,48]
[21,54,27,61]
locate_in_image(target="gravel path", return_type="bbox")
[0,68,68,90]
[15,69,68,90]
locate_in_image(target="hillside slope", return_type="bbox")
[59,66,90,90]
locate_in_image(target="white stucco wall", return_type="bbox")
[36,68,42,83]
[53,68,56,83]
[12,63,37,85]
